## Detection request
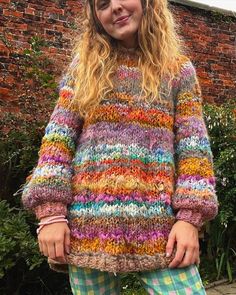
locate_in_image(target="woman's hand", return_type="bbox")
[166,220,200,268]
[38,218,71,263]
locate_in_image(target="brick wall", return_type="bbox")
[0,0,84,115]
[0,0,235,116]
[169,2,235,104]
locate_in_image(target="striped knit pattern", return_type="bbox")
[21,50,218,274]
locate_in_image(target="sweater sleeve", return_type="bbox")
[21,55,84,220]
[172,57,218,228]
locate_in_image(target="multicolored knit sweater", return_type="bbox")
[21,48,218,274]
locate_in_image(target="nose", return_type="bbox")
[110,0,122,12]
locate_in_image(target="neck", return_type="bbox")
[118,35,138,50]
[117,42,139,53]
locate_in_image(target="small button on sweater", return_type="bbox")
[21,50,218,274]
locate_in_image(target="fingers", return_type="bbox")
[176,250,194,268]
[167,220,201,269]
[169,243,200,268]
[40,240,49,257]
[54,228,71,263]
[38,234,49,257]
[168,243,185,268]
[166,232,176,258]
[64,228,71,255]
[55,238,67,263]
[39,235,57,259]
[47,241,57,260]
[38,223,70,263]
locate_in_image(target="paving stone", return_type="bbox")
[206,289,222,295]
[206,282,236,295]
[215,283,236,294]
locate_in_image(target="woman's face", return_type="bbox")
[94,0,143,48]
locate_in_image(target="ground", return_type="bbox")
[206,281,236,295]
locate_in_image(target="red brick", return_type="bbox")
[222,80,235,87]
[210,64,225,71]
[8,23,28,31]
[4,75,15,85]
[25,8,35,15]
[3,9,23,18]
[0,107,20,113]
[0,43,10,52]
[0,87,11,100]
[46,7,64,15]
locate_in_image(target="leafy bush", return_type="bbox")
[200,98,236,282]
[0,36,72,295]
[0,200,43,277]
[0,200,43,293]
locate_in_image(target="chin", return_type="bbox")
[115,31,136,42]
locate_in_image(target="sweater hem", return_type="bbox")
[47,251,176,274]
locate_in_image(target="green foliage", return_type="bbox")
[0,200,44,279]
[0,35,73,295]
[120,272,146,294]
[210,10,235,23]
[22,36,58,90]
[0,112,44,199]
[204,98,236,228]
[201,98,236,282]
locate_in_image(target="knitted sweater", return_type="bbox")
[21,48,218,274]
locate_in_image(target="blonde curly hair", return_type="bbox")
[65,0,187,119]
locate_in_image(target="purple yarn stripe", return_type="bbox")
[117,67,141,80]
[176,175,216,186]
[79,121,174,152]
[71,228,169,242]
[73,192,172,205]
[38,154,71,165]
[181,62,195,79]
[51,109,78,128]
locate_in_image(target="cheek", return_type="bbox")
[133,2,143,15]
[96,12,110,28]
[136,8,143,25]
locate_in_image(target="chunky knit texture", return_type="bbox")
[21,49,218,274]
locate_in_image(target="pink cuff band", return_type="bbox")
[34,202,67,220]
[176,209,203,228]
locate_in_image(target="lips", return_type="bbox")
[114,15,130,24]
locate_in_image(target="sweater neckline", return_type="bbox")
[115,43,141,65]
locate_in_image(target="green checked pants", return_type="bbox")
[68,264,206,295]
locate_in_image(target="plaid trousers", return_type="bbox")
[68,264,206,295]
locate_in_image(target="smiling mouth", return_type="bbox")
[114,15,130,24]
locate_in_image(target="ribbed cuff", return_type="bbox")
[34,202,67,220]
[176,209,203,229]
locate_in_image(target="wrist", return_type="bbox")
[174,219,200,232]
[40,215,66,222]
[37,215,68,235]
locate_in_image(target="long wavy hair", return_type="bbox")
[65,0,186,119]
